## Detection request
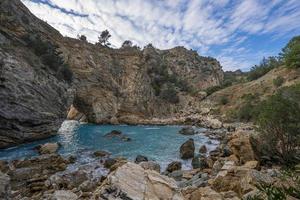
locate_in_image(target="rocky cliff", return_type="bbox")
[0,0,224,148]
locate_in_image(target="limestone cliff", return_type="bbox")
[0,0,224,148]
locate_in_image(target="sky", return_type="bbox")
[21,0,300,71]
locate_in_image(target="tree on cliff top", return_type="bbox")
[97,30,111,46]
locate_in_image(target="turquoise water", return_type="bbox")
[0,121,218,170]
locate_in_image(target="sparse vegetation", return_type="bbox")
[160,84,179,104]
[220,96,229,105]
[273,76,284,87]
[247,56,282,81]
[78,34,87,41]
[121,40,133,48]
[22,34,73,83]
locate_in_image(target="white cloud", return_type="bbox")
[21,0,300,71]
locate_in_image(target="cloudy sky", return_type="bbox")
[22,0,300,71]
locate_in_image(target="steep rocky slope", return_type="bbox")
[202,66,300,121]
[0,0,224,148]
[0,0,73,148]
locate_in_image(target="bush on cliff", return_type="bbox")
[281,35,300,68]
[255,84,300,164]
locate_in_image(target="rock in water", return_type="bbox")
[192,156,209,169]
[52,190,78,200]
[0,171,11,199]
[199,145,207,154]
[135,155,148,163]
[93,150,110,157]
[166,161,182,173]
[180,139,195,159]
[179,127,196,135]
[96,162,184,200]
[35,142,60,154]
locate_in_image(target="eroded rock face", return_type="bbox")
[0,0,73,149]
[95,162,184,200]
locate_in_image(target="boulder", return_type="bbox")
[95,162,184,200]
[51,190,78,200]
[36,142,60,154]
[180,139,195,159]
[139,161,160,173]
[191,156,209,169]
[179,127,196,135]
[0,171,10,199]
[166,161,182,173]
[104,158,117,169]
[135,155,148,164]
[243,160,260,170]
[199,145,207,154]
[228,131,256,164]
[188,186,223,200]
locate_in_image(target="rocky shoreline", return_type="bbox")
[1,123,298,200]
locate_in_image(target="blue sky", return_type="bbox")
[21,0,300,71]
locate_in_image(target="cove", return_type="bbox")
[0,121,219,170]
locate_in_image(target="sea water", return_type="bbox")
[0,120,219,170]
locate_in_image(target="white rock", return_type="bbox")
[51,190,78,200]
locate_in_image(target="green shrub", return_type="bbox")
[273,76,284,87]
[281,35,300,68]
[220,96,228,105]
[205,85,222,96]
[255,85,300,164]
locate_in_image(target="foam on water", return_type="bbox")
[0,121,219,171]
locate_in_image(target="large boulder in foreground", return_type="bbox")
[180,139,195,159]
[0,171,11,199]
[228,131,257,164]
[95,162,183,200]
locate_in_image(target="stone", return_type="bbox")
[79,180,96,192]
[0,161,9,173]
[93,150,110,157]
[135,155,148,163]
[180,139,195,159]
[0,171,10,199]
[212,160,223,175]
[51,190,78,200]
[221,145,232,157]
[228,131,256,164]
[36,142,60,154]
[179,126,196,135]
[191,156,209,169]
[139,161,160,173]
[104,158,117,169]
[199,145,207,154]
[243,160,259,170]
[189,186,223,200]
[168,170,183,181]
[95,162,184,200]
[166,161,182,173]
[104,130,122,138]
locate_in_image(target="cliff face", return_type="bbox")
[0,0,73,148]
[0,0,224,148]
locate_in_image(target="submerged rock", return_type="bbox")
[104,158,117,169]
[95,162,184,200]
[35,142,60,154]
[180,139,195,159]
[104,130,131,142]
[179,126,196,135]
[166,161,182,173]
[93,150,110,157]
[135,155,148,163]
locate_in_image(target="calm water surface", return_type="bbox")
[0,121,219,170]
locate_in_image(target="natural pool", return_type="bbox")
[0,121,219,170]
